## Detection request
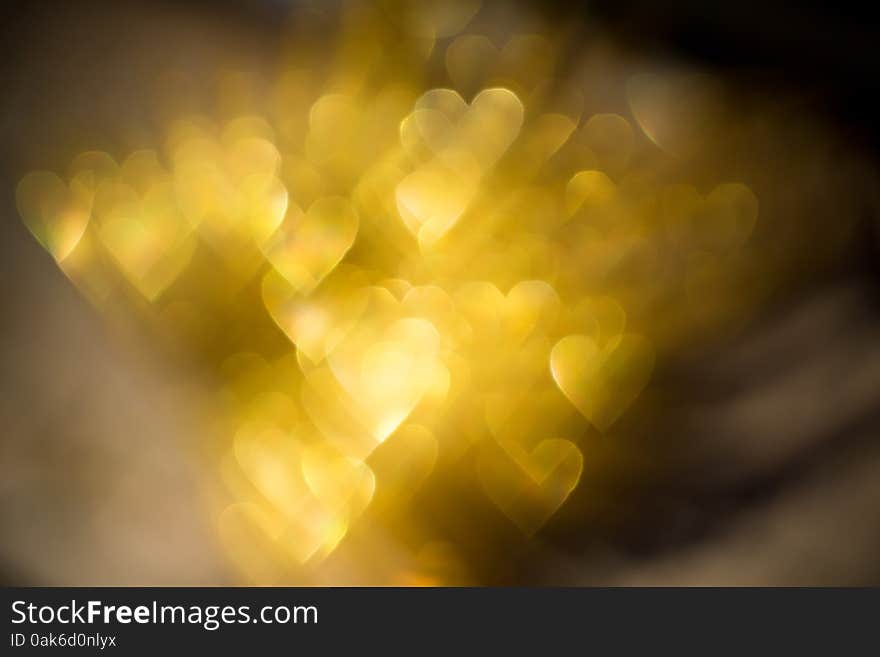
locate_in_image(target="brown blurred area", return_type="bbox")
[0,0,272,585]
[2,0,880,585]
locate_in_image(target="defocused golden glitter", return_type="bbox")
[18,0,837,585]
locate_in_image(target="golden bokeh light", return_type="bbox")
[18,0,839,586]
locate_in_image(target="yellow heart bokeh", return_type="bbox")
[301,443,376,520]
[396,87,524,248]
[550,333,655,431]
[260,196,359,294]
[231,422,373,564]
[327,315,447,443]
[262,265,370,364]
[94,180,196,300]
[14,0,780,578]
[478,438,583,535]
[16,171,91,262]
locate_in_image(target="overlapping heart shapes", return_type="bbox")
[396,88,524,248]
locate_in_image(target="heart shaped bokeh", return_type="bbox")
[15,0,784,584]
